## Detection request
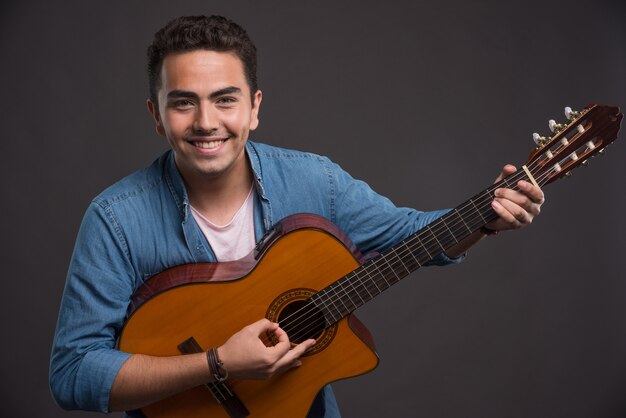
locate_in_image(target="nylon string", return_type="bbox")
[271,147,573,346]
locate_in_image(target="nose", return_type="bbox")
[193,102,218,133]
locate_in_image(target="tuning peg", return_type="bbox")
[564,106,582,121]
[549,119,567,133]
[533,132,550,147]
[598,148,606,156]
[582,160,589,167]
[565,172,573,178]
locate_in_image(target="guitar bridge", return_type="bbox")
[178,337,250,418]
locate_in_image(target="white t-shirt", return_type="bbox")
[190,186,256,261]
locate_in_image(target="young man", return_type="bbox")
[49,15,544,417]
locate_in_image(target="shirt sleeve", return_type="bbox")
[49,201,135,412]
[326,158,463,266]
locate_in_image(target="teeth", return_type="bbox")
[194,140,224,149]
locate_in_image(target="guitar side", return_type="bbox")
[118,214,380,418]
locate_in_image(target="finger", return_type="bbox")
[494,164,517,182]
[494,185,543,218]
[265,326,292,358]
[272,326,291,346]
[492,199,530,227]
[247,318,276,334]
[289,339,316,359]
[273,339,316,373]
[517,180,545,204]
[494,188,535,214]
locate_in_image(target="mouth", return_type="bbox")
[188,137,228,150]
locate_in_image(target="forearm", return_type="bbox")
[109,352,211,412]
[109,319,314,412]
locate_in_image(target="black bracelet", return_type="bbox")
[207,348,228,382]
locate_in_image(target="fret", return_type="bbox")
[378,251,403,283]
[392,245,412,275]
[347,272,366,305]
[452,208,472,234]
[340,285,359,315]
[337,276,360,314]
[416,236,432,258]
[324,307,339,324]
[366,259,391,295]
[354,266,374,303]
[366,265,383,294]
[410,233,436,265]
[455,199,486,231]
[420,225,445,259]
[358,267,375,300]
[425,225,445,252]
[323,282,344,320]
[318,295,339,323]
[343,267,374,310]
[469,197,488,225]
[406,245,422,268]
[439,217,459,244]
[398,240,421,271]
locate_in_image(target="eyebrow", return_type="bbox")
[209,86,242,99]
[166,86,242,101]
[166,90,198,100]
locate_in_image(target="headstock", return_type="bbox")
[525,104,622,186]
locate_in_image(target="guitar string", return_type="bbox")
[218,160,554,396]
[279,154,569,344]
[225,118,597,391]
[226,128,594,392]
[277,160,547,341]
[209,164,542,393]
[279,157,555,339]
[223,161,553,394]
[279,120,593,338]
[284,163,561,345]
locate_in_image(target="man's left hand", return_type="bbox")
[486,164,545,232]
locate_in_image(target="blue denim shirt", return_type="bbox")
[50,141,459,416]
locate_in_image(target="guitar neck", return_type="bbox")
[310,168,538,325]
[308,103,623,328]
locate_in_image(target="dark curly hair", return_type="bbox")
[147,15,258,105]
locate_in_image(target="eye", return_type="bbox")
[217,96,237,105]
[173,99,194,109]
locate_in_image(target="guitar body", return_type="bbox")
[118,214,379,418]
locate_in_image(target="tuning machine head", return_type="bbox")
[533,132,551,148]
[549,119,567,133]
[564,106,582,121]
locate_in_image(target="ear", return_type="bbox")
[249,90,263,131]
[146,99,166,136]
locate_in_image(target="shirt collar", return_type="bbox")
[163,141,268,222]
[246,141,268,201]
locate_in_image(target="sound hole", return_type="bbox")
[278,300,326,344]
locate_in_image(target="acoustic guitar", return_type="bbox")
[118,104,622,417]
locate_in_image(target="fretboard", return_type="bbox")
[309,169,535,325]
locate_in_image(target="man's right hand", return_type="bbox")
[217,318,316,380]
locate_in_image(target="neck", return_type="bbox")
[180,155,254,225]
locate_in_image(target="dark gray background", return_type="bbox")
[1,0,625,417]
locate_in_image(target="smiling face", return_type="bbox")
[148,49,262,186]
